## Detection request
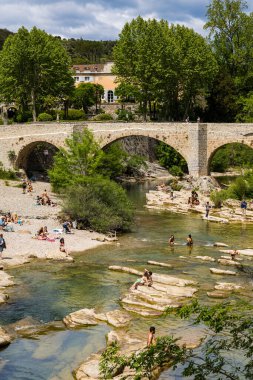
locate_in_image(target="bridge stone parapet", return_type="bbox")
[0,121,253,177]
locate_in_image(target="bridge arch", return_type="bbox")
[208,141,253,174]
[16,141,59,179]
[100,134,189,173]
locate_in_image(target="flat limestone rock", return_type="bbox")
[213,242,229,247]
[0,327,11,347]
[109,266,142,276]
[121,294,180,311]
[220,255,243,261]
[0,293,8,304]
[207,291,229,299]
[63,308,99,328]
[202,215,229,223]
[75,354,101,380]
[218,259,240,266]
[215,282,243,291]
[195,256,215,262]
[147,261,172,268]
[210,268,236,275]
[106,310,131,327]
[0,271,15,287]
[142,283,197,298]
[122,304,163,317]
[220,249,253,257]
[109,266,196,286]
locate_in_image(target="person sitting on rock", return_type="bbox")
[59,237,68,256]
[230,250,239,261]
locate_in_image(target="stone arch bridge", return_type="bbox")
[1,122,253,177]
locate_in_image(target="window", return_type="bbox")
[74,77,79,82]
[85,77,90,81]
[107,90,114,103]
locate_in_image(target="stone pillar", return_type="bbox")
[188,123,208,177]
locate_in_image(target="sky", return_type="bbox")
[0,0,253,40]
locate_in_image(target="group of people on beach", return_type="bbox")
[0,212,23,232]
[36,189,57,207]
[188,190,200,206]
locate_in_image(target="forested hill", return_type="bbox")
[0,28,13,49]
[62,39,116,64]
[0,29,115,63]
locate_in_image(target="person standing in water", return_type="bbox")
[168,235,175,246]
[147,326,156,347]
[186,234,193,246]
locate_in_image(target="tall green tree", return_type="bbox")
[113,17,217,121]
[204,0,253,121]
[72,83,104,113]
[0,26,74,121]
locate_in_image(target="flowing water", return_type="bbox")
[1,181,253,379]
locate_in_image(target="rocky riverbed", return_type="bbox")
[146,175,253,223]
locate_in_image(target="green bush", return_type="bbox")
[93,113,113,121]
[38,112,53,121]
[169,165,184,177]
[15,111,33,123]
[228,177,248,200]
[59,109,87,120]
[62,177,134,233]
[0,162,17,180]
[155,142,188,174]
[116,109,134,121]
[0,118,4,125]
[210,190,227,207]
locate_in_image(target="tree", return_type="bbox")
[0,26,74,121]
[72,83,104,113]
[113,17,217,121]
[204,0,253,121]
[49,129,104,192]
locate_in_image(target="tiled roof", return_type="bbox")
[72,64,105,73]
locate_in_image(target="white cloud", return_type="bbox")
[0,0,252,39]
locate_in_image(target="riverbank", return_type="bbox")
[146,175,253,223]
[0,180,108,268]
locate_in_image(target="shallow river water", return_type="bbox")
[1,181,253,379]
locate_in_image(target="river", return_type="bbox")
[0,181,253,379]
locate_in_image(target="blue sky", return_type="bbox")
[0,0,252,40]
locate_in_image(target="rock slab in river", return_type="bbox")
[0,327,11,347]
[210,268,236,275]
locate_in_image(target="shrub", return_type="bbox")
[15,111,33,123]
[228,177,248,200]
[0,118,4,125]
[62,177,134,233]
[93,113,113,121]
[38,112,53,122]
[116,109,134,121]
[169,165,184,177]
[59,109,87,120]
[210,190,227,207]
[0,161,17,180]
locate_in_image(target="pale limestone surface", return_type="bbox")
[0,327,11,347]
[214,282,243,291]
[63,308,132,329]
[195,256,215,262]
[147,260,172,268]
[210,268,236,275]
[217,259,240,266]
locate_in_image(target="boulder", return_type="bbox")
[121,294,180,311]
[195,256,215,262]
[106,310,131,327]
[0,293,8,304]
[122,304,163,317]
[202,215,229,223]
[0,327,11,347]
[63,308,99,328]
[75,354,101,380]
[0,271,14,287]
[213,242,229,247]
[145,284,197,298]
[218,259,240,266]
[147,261,172,268]
[210,268,236,275]
[207,291,229,299]
[214,282,243,291]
